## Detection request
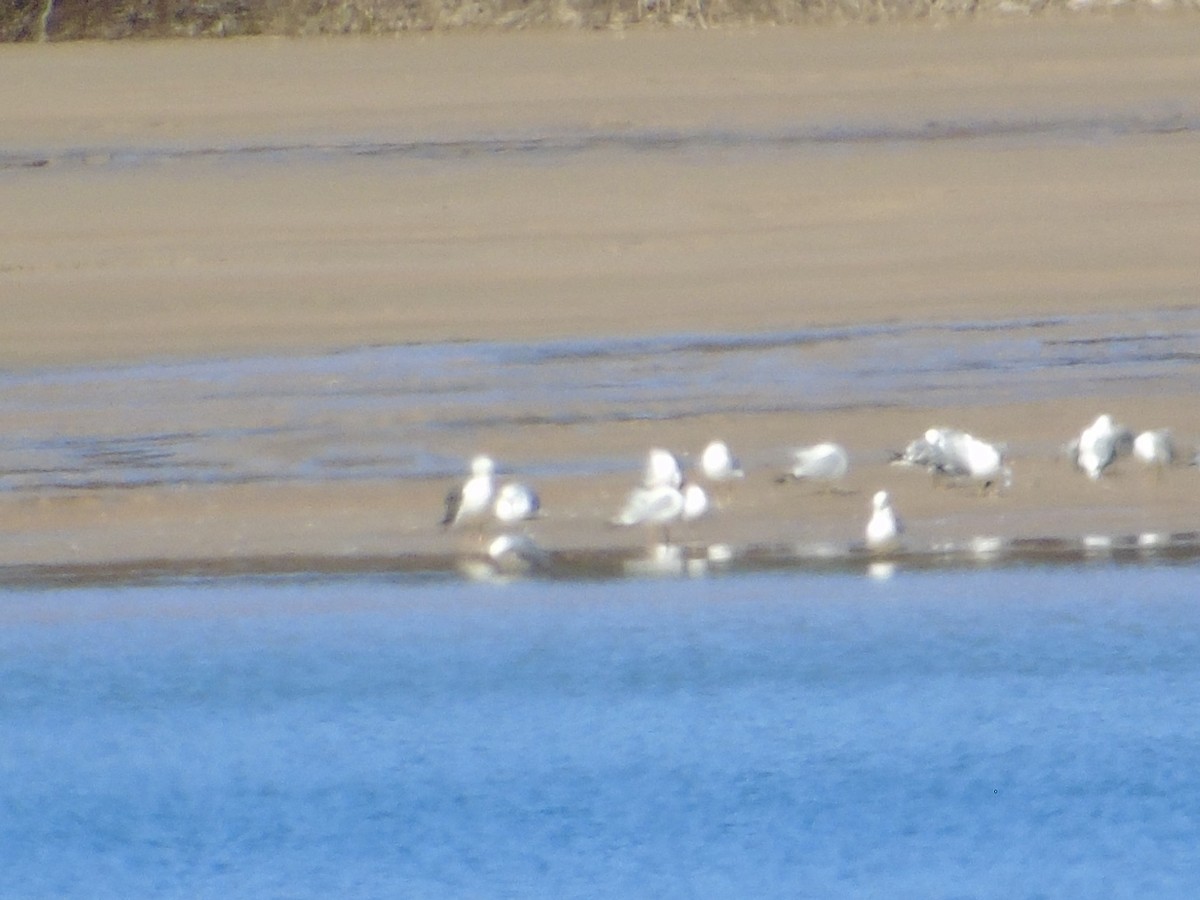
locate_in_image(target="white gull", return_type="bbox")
[700,440,744,482]
[1068,414,1133,480]
[494,482,541,523]
[487,533,550,575]
[1132,429,1175,469]
[894,427,1010,489]
[643,447,684,489]
[783,442,849,485]
[441,455,496,529]
[865,489,903,551]
[614,481,709,544]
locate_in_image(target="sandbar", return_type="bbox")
[1,20,1199,570]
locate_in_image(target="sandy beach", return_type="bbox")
[2,18,1199,570]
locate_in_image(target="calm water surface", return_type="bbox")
[2,309,1199,490]
[4,563,1200,897]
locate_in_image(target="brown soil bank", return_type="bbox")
[3,0,1199,41]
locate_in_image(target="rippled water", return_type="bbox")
[4,564,1200,897]
[1,309,1197,491]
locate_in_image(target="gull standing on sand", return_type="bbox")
[1068,414,1133,480]
[441,455,496,529]
[493,481,541,523]
[1133,429,1175,469]
[614,480,709,545]
[700,440,744,482]
[865,490,903,551]
[782,442,850,486]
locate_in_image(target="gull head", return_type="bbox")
[644,447,684,489]
[470,455,496,477]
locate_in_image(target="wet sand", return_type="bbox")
[2,20,1200,570]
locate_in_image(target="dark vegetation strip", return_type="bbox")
[4,0,1199,42]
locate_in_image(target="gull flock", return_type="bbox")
[442,413,1190,574]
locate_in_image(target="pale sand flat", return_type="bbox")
[1,22,1198,567]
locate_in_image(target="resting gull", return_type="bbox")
[781,442,849,486]
[1133,429,1175,469]
[1067,414,1133,480]
[700,440,744,482]
[459,532,550,581]
[487,533,550,575]
[494,482,541,523]
[894,427,1010,489]
[614,481,709,544]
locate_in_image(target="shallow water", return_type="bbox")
[2,309,1198,491]
[3,563,1200,897]
[4,110,1200,172]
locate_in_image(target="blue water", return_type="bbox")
[4,564,1200,897]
